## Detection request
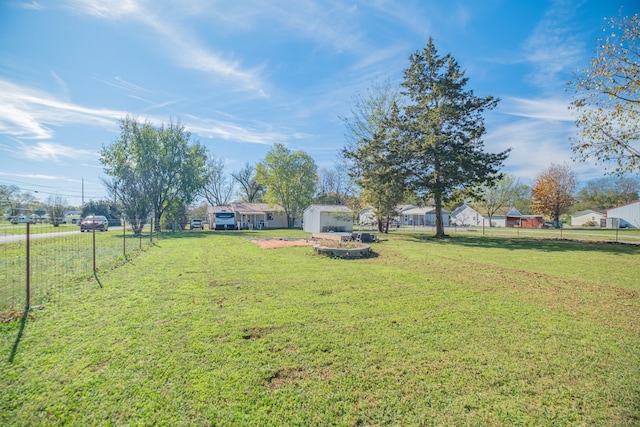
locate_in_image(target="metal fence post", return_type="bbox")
[123,218,126,257]
[26,222,31,310]
[92,223,96,273]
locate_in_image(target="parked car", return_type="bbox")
[80,215,109,232]
[190,218,205,230]
[544,221,563,229]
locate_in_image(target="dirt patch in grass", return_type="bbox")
[251,238,315,249]
[266,366,333,390]
[242,326,275,339]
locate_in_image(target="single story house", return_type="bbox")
[358,206,375,226]
[358,205,416,226]
[606,200,640,228]
[303,205,353,233]
[571,210,605,227]
[207,202,289,229]
[451,205,544,228]
[402,206,450,226]
[451,204,483,226]
[486,207,523,228]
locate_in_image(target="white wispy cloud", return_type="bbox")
[0,171,60,180]
[0,79,122,139]
[184,116,292,146]
[521,0,585,91]
[16,141,97,162]
[64,0,139,19]
[0,78,292,147]
[501,97,575,122]
[14,1,44,11]
[351,44,409,71]
[64,0,267,95]
[486,107,601,183]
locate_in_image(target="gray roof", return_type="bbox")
[305,204,352,213]
[571,210,605,217]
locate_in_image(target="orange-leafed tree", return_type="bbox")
[531,164,576,227]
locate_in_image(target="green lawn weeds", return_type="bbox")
[1,230,639,426]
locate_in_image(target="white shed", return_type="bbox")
[571,210,605,227]
[606,201,640,228]
[451,204,482,226]
[303,205,353,233]
[358,206,375,225]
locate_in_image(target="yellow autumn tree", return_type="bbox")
[531,164,576,227]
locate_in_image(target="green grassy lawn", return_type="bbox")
[0,227,157,311]
[446,225,640,243]
[0,223,81,235]
[1,230,639,426]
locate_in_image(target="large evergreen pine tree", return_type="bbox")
[396,38,510,237]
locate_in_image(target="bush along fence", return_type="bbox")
[0,219,161,316]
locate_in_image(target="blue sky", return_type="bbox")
[0,0,637,206]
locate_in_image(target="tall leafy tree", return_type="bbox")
[256,143,317,228]
[315,165,353,206]
[531,163,576,226]
[569,11,640,174]
[101,116,208,230]
[395,38,510,237]
[45,195,67,227]
[0,185,36,219]
[472,174,522,227]
[232,163,264,203]
[203,156,235,206]
[103,173,152,234]
[341,81,406,233]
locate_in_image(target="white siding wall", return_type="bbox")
[572,212,604,227]
[304,206,353,233]
[607,202,640,228]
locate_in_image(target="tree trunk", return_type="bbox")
[434,192,446,238]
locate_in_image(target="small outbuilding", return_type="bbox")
[303,205,353,233]
[451,204,483,226]
[571,210,605,227]
[606,200,640,228]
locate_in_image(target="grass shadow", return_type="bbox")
[403,233,640,255]
[8,305,29,363]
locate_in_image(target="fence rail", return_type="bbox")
[0,220,160,314]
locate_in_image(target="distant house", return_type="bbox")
[207,202,288,229]
[358,206,375,226]
[451,204,483,226]
[571,210,605,227]
[486,207,523,228]
[402,206,450,226]
[303,205,353,233]
[606,200,640,228]
[358,205,416,226]
[451,205,544,228]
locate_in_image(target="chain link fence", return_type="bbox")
[0,219,161,315]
